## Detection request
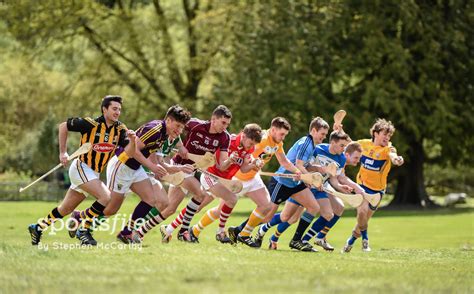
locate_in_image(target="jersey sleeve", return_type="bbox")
[296,137,313,162]
[220,133,231,152]
[66,117,96,133]
[137,121,165,145]
[185,118,204,132]
[117,124,129,148]
[276,142,284,154]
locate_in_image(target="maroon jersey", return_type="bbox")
[173,118,230,165]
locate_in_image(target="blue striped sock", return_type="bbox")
[271,222,290,242]
[348,235,357,245]
[361,230,368,240]
[262,213,282,233]
[302,216,328,241]
[316,215,340,239]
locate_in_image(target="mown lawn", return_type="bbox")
[0,198,472,293]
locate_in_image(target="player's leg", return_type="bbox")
[289,188,320,251]
[28,188,86,245]
[302,192,334,251]
[74,178,111,245]
[314,194,344,250]
[168,176,208,242]
[267,201,303,250]
[235,187,271,247]
[192,175,237,243]
[145,178,169,220]
[342,199,369,253]
[114,177,155,243]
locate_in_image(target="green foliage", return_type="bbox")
[0,1,472,203]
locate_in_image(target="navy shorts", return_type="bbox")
[288,188,327,206]
[361,184,385,210]
[267,177,307,205]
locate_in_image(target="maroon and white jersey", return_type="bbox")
[173,118,230,165]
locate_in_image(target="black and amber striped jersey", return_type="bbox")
[67,116,129,173]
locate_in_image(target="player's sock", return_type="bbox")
[302,216,329,241]
[237,218,249,232]
[80,201,105,230]
[192,207,218,237]
[166,207,186,234]
[145,207,160,221]
[37,207,63,231]
[316,215,340,239]
[218,203,234,232]
[361,230,368,240]
[179,197,201,233]
[270,222,290,242]
[240,208,265,237]
[292,211,315,241]
[348,235,358,245]
[137,212,165,238]
[92,215,107,229]
[261,213,282,234]
[121,201,153,235]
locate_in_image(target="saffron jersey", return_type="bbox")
[357,139,396,191]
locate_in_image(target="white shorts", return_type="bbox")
[69,158,100,194]
[234,174,267,197]
[107,156,149,194]
[200,172,220,191]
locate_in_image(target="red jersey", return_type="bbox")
[207,133,254,179]
[173,118,230,165]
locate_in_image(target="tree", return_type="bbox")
[1,0,233,118]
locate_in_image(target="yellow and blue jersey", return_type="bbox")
[356,139,396,191]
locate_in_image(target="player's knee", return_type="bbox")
[258,202,272,215]
[306,203,319,215]
[358,223,368,231]
[97,193,111,206]
[225,194,237,207]
[352,230,361,238]
[157,198,169,211]
[321,211,334,221]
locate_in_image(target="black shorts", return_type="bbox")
[267,177,307,205]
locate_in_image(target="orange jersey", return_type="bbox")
[356,139,396,191]
[235,130,284,181]
[207,133,254,179]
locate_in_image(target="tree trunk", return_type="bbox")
[390,139,437,208]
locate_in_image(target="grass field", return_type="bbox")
[0,197,473,293]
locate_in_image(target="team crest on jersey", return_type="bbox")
[375,153,380,158]
[263,146,279,154]
[213,139,219,147]
[92,143,115,153]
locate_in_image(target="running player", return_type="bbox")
[255,130,353,251]
[342,118,404,252]
[136,105,233,242]
[189,124,263,243]
[249,117,331,251]
[28,95,135,246]
[69,105,192,244]
[226,117,301,247]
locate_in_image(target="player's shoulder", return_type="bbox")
[115,120,127,131]
[84,116,99,127]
